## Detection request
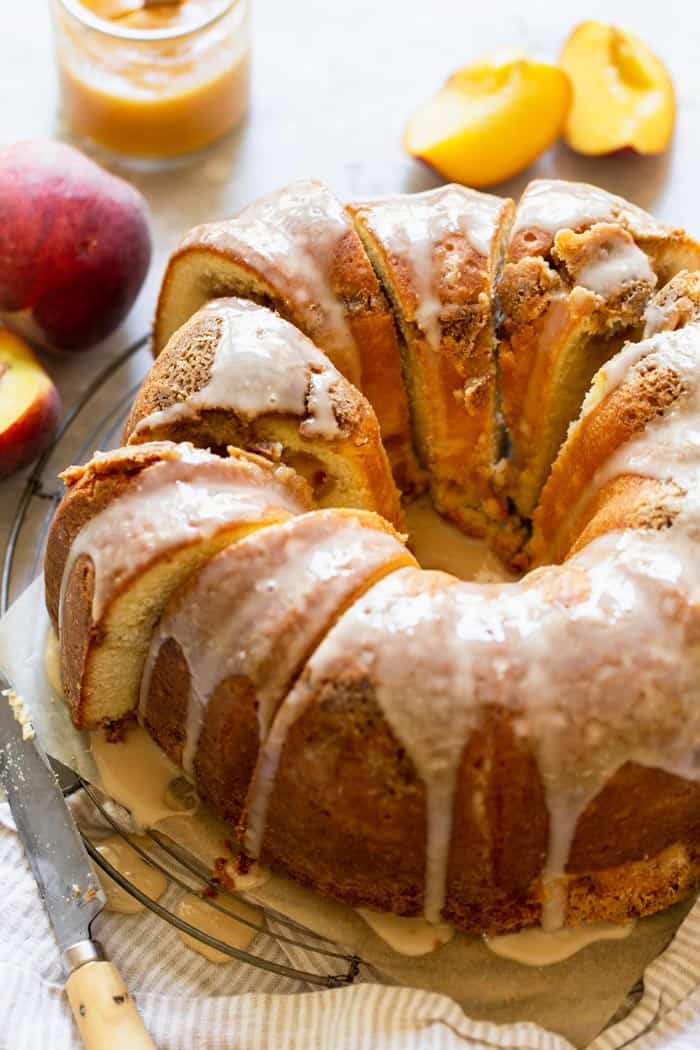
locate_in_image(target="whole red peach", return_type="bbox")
[0,141,151,350]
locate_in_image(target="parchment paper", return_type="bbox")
[0,577,694,1049]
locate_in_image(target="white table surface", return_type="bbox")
[1,0,699,552]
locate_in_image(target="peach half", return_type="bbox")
[403,53,571,188]
[560,21,675,156]
[0,328,60,478]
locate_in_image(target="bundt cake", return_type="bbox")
[153,179,421,492]
[45,178,700,941]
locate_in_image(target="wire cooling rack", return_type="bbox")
[0,333,362,987]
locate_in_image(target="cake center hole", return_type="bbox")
[405,496,515,582]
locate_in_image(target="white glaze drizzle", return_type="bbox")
[176,892,261,963]
[247,404,700,930]
[245,567,491,924]
[91,724,195,829]
[96,836,168,914]
[300,367,342,438]
[139,511,409,775]
[183,180,361,385]
[355,185,504,351]
[132,299,343,442]
[583,323,700,497]
[644,300,672,338]
[484,920,635,967]
[533,320,700,913]
[513,179,664,237]
[357,909,455,956]
[572,327,680,437]
[576,238,654,296]
[58,444,306,630]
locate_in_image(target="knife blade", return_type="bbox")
[0,672,156,1049]
[0,676,105,954]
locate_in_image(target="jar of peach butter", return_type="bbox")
[51,0,250,162]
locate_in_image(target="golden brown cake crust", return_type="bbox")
[241,677,700,935]
[498,179,700,519]
[532,354,687,563]
[45,442,183,629]
[124,299,404,529]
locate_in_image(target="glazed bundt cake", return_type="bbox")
[124,298,403,529]
[45,178,700,940]
[153,179,421,492]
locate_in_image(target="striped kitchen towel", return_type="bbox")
[3,802,700,1050]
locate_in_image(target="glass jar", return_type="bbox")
[51,0,250,163]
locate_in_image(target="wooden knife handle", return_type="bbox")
[66,961,157,1050]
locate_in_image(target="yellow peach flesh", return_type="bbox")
[403,54,571,188]
[0,331,52,426]
[560,21,675,156]
[0,328,59,476]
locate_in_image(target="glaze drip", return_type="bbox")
[247,427,700,928]
[576,237,654,297]
[132,299,344,441]
[139,511,411,775]
[353,185,504,350]
[184,180,361,384]
[58,444,306,629]
[513,178,665,238]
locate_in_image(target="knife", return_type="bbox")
[0,675,156,1049]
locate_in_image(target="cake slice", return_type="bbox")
[45,442,311,729]
[140,508,416,826]
[531,318,700,565]
[153,179,421,492]
[125,298,404,529]
[644,270,700,336]
[348,185,515,537]
[239,566,546,930]
[499,178,700,518]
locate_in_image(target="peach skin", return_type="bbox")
[0,141,151,351]
[403,53,571,188]
[0,327,60,478]
[560,22,675,156]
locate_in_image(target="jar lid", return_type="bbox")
[56,0,236,42]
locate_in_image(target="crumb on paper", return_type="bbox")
[3,688,35,741]
[84,884,98,903]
